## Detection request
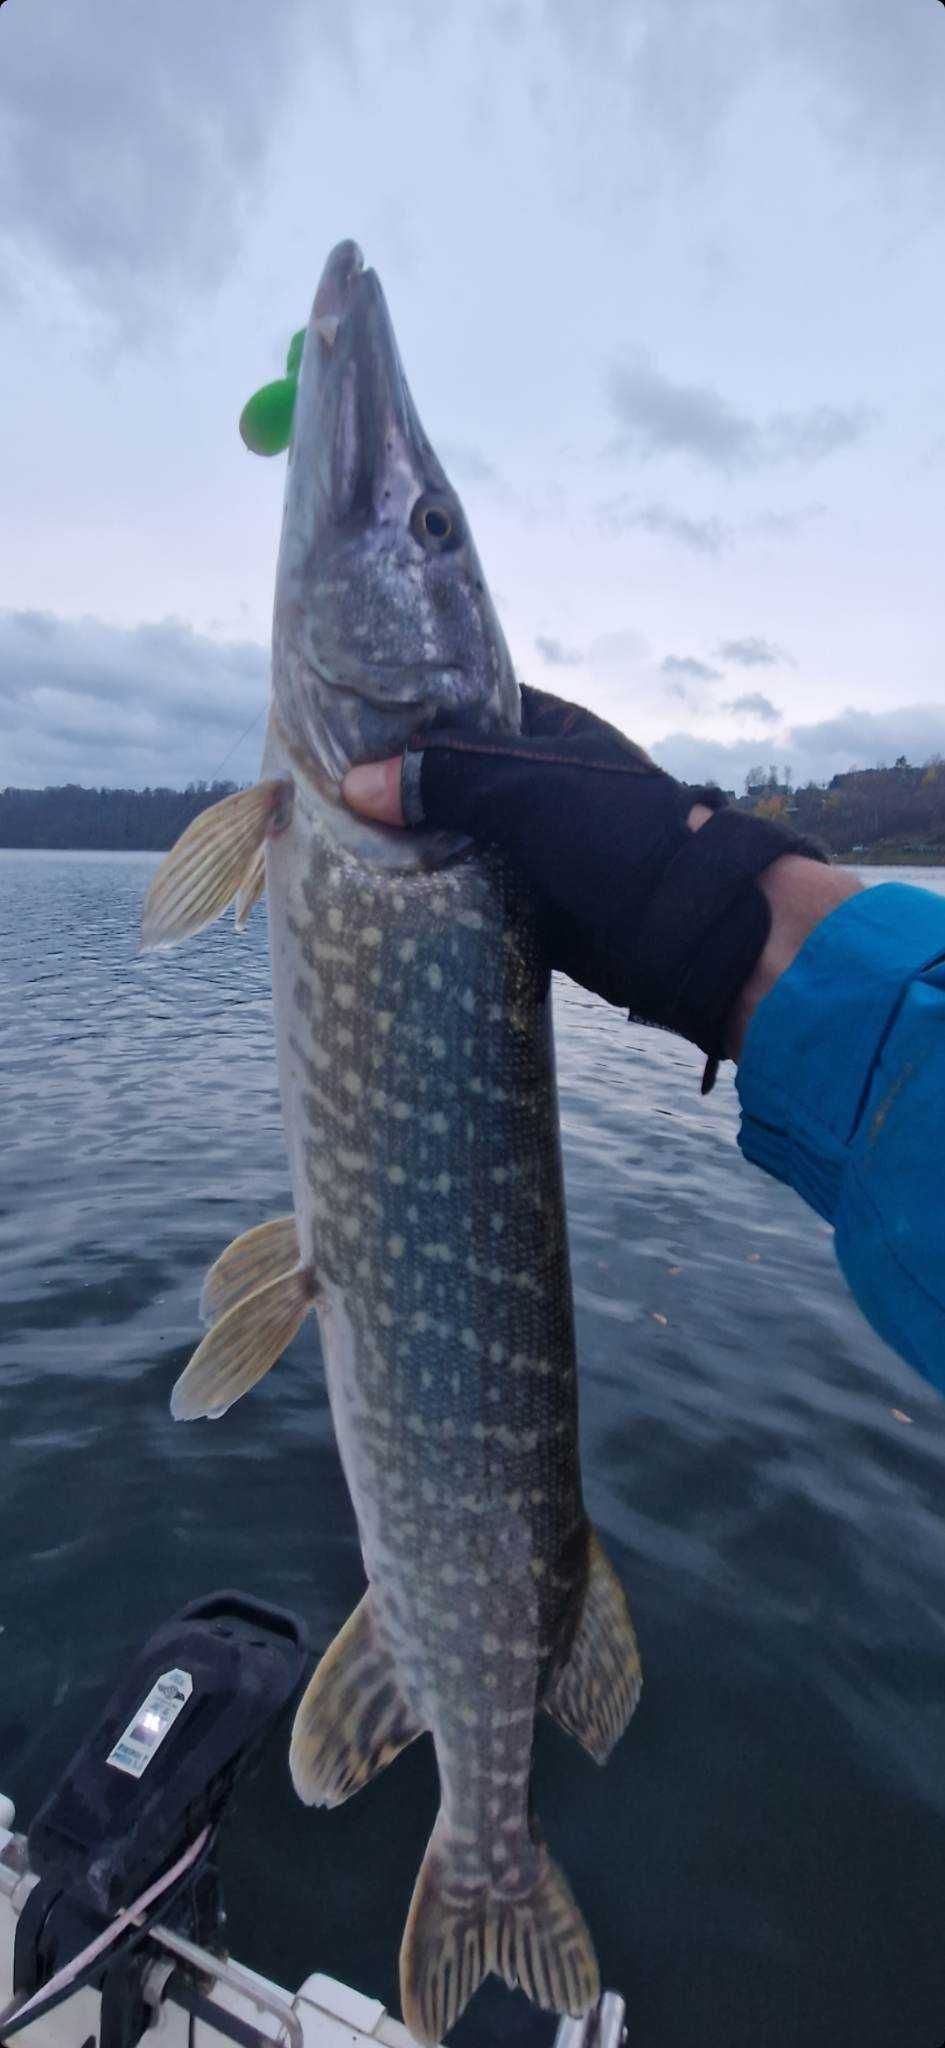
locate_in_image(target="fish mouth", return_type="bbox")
[303,239,441,527]
[312,238,366,343]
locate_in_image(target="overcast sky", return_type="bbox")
[2,0,944,792]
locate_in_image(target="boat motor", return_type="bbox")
[2,1591,307,2048]
[0,1594,628,2048]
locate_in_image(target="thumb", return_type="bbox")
[342,756,405,827]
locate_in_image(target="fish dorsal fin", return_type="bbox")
[290,1592,424,1809]
[140,780,291,949]
[200,1215,299,1325]
[543,1528,642,1763]
[234,841,268,932]
[171,1265,313,1420]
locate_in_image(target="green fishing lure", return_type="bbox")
[239,328,305,456]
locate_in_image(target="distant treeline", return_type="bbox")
[3,758,945,859]
[733,756,945,860]
[0,781,238,851]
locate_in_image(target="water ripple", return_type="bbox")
[2,852,944,2048]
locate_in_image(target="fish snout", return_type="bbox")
[312,239,365,344]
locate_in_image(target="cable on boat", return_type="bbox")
[0,1826,211,2040]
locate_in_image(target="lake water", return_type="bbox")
[1,853,944,2048]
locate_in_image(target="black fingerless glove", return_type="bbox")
[401,685,828,1089]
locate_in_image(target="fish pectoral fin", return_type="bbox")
[170,1265,314,1420]
[289,1592,424,1808]
[400,1814,599,2046]
[200,1215,300,1325]
[234,841,267,932]
[543,1527,642,1764]
[140,780,291,949]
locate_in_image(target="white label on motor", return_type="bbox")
[106,1668,193,1778]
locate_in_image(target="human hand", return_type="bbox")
[343,685,827,1085]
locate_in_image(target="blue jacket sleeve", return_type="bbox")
[735,883,945,1391]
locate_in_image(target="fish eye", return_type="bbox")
[411,494,462,552]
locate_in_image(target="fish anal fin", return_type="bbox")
[400,1815,599,2046]
[140,780,291,950]
[289,1593,423,1809]
[200,1215,300,1325]
[170,1265,313,1420]
[544,1529,642,1764]
[234,842,267,932]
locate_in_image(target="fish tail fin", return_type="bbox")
[400,1814,599,2045]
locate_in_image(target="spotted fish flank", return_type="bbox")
[142,238,642,2045]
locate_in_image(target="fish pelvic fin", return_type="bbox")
[199,1215,300,1325]
[234,841,268,932]
[170,1265,314,1419]
[400,1814,599,2046]
[289,1592,424,1808]
[544,1527,642,1764]
[140,780,291,949]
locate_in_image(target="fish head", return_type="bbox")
[271,240,520,794]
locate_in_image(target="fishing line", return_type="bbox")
[205,704,265,787]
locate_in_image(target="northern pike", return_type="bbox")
[141,239,641,2045]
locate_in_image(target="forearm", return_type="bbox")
[723,856,864,1060]
[661,809,944,1387]
[733,878,945,1389]
[680,806,865,1064]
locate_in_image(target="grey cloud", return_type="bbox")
[609,360,756,473]
[1,610,267,787]
[788,704,945,778]
[661,656,722,685]
[538,0,945,182]
[599,497,824,555]
[722,693,781,724]
[766,404,871,465]
[653,700,945,792]
[0,0,314,329]
[775,0,945,177]
[535,635,583,668]
[608,357,873,476]
[751,504,827,540]
[599,498,731,556]
[717,637,787,668]
[649,732,753,794]
[4,0,942,343]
